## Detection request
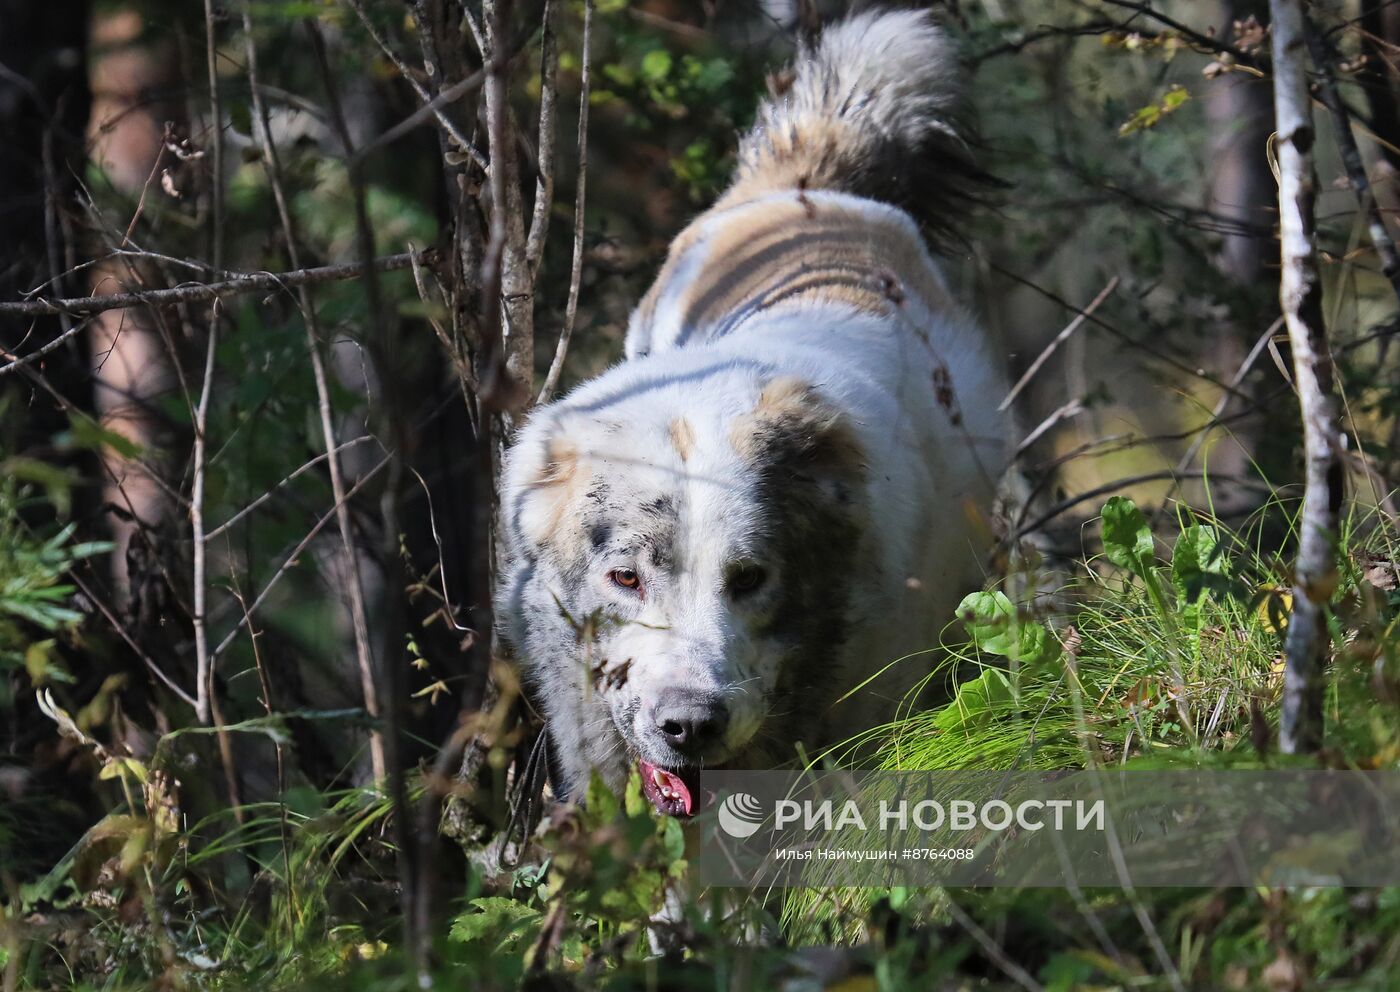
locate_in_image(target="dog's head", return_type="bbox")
[499,371,868,814]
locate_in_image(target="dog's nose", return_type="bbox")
[652,688,728,757]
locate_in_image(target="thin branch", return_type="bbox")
[204,0,226,276]
[1011,470,1266,542]
[203,435,374,541]
[989,262,1261,408]
[191,296,219,726]
[0,250,434,321]
[352,68,486,166]
[189,0,226,729]
[942,895,1046,992]
[304,15,417,967]
[68,567,198,710]
[1307,19,1400,306]
[1000,276,1118,411]
[525,0,559,277]
[341,0,486,168]
[0,318,90,378]
[1098,0,1259,67]
[211,451,391,662]
[1014,398,1085,458]
[243,1,386,782]
[1161,317,1282,509]
[537,0,592,405]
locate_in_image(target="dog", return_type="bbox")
[498,8,1009,816]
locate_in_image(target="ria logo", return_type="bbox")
[717,792,766,838]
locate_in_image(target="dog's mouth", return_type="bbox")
[639,760,699,817]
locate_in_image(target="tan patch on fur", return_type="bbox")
[522,437,587,547]
[668,417,696,463]
[635,196,951,346]
[731,376,866,478]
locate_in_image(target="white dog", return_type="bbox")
[498,9,1008,815]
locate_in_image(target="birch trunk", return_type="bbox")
[1269,0,1344,754]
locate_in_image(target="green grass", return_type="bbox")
[774,493,1400,981]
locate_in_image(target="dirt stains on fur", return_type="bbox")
[931,362,963,426]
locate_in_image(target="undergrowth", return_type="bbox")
[5,493,1399,990]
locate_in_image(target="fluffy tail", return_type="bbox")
[724,8,990,239]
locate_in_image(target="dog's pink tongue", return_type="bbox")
[640,760,694,815]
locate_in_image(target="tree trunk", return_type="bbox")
[86,8,182,607]
[1269,0,1343,755]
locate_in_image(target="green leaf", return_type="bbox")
[1118,85,1190,135]
[448,897,541,949]
[61,414,144,460]
[936,667,1014,732]
[228,100,253,139]
[1,458,77,518]
[623,765,648,818]
[585,768,620,827]
[641,49,672,83]
[959,591,1016,651]
[957,591,1056,667]
[661,816,685,862]
[1171,524,1229,601]
[1101,496,1155,576]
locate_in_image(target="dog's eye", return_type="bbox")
[609,568,641,592]
[729,564,767,597]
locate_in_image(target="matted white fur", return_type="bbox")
[497,9,1009,805]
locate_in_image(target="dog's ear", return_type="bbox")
[502,426,586,552]
[731,376,867,485]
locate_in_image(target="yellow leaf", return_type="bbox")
[413,679,451,705]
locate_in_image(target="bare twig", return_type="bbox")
[942,895,1046,992]
[1098,0,1259,67]
[68,567,198,709]
[203,435,374,541]
[0,318,90,378]
[989,263,1260,408]
[1271,0,1344,755]
[1011,470,1264,542]
[1000,277,1118,411]
[242,1,386,781]
[0,250,433,322]
[1161,316,1282,508]
[1014,398,1085,458]
[352,68,486,166]
[1307,19,1400,307]
[203,0,225,276]
[525,0,559,277]
[537,0,593,405]
[211,451,391,661]
[190,0,226,729]
[191,297,219,725]
[341,0,486,168]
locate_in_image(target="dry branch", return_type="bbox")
[1270,0,1344,755]
[1306,20,1400,307]
[538,0,593,405]
[0,251,434,321]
